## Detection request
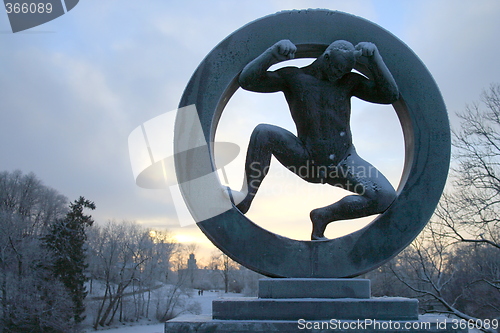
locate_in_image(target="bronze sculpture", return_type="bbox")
[175,9,450,278]
[228,39,399,240]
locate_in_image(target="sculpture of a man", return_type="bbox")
[226,39,399,240]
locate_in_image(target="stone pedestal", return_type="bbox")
[164,279,468,332]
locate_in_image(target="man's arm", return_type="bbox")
[239,39,297,93]
[351,42,399,104]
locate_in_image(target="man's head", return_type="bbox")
[320,40,358,81]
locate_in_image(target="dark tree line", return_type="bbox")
[0,172,195,331]
[0,172,187,331]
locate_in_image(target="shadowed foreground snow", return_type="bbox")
[95,324,164,333]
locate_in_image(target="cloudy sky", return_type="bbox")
[1,0,500,261]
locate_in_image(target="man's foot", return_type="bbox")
[222,186,245,204]
[235,200,251,214]
[310,208,330,241]
[221,186,250,213]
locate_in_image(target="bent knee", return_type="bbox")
[254,123,277,132]
[373,188,397,212]
[358,184,396,213]
[252,123,292,148]
[253,124,281,138]
[252,124,273,141]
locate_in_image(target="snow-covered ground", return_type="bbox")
[92,323,164,333]
[87,290,243,333]
[94,317,483,333]
[88,293,483,333]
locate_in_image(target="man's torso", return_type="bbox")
[278,67,356,165]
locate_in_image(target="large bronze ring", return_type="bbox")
[174,9,450,277]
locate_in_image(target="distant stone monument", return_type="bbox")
[166,9,463,333]
[187,253,197,271]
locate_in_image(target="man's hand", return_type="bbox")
[352,41,399,103]
[271,39,297,62]
[355,42,379,58]
[239,39,296,92]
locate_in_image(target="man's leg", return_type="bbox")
[232,124,310,214]
[310,149,397,240]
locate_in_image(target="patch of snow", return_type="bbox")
[88,323,164,333]
[84,289,246,332]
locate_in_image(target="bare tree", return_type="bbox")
[0,170,67,236]
[88,221,153,328]
[87,221,182,327]
[139,229,177,318]
[209,250,240,293]
[437,83,500,250]
[154,270,200,322]
[386,85,500,331]
[434,84,500,318]
[363,262,408,298]
[389,224,499,333]
[390,225,464,315]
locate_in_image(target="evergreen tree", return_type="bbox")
[43,196,95,324]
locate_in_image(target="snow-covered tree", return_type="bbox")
[43,196,95,324]
[0,170,73,332]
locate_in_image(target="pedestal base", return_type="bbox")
[164,279,468,333]
[165,315,468,333]
[213,296,418,321]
